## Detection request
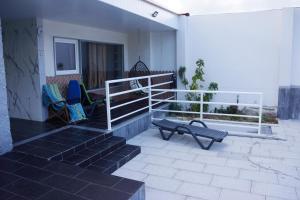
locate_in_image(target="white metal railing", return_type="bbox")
[151,89,263,135]
[105,73,174,130]
[105,74,263,135]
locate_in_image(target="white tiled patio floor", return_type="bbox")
[113,120,300,200]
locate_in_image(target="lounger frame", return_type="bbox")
[155,120,227,150]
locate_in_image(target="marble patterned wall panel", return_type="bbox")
[2,19,43,121]
[0,19,13,154]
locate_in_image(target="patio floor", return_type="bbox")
[113,120,300,200]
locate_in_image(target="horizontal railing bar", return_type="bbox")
[151,88,263,95]
[111,106,149,122]
[205,102,260,107]
[151,91,169,98]
[106,73,174,84]
[203,118,259,126]
[203,112,259,119]
[111,96,149,110]
[204,121,259,129]
[152,99,200,104]
[109,86,148,97]
[151,81,173,88]
[151,96,175,107]
[152,109,200,115]
[151,98,260,107]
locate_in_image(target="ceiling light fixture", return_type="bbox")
[152,11,158,17]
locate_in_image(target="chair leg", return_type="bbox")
[159,128,174,140]
[190,133,215,150]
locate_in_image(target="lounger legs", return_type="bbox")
[159,128,175,140]
[191,135,215,150]
[159,128,215,150]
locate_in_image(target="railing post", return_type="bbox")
[148,76,152,114]
[258,94,263,135]
[200,91,204,120]
[105,81,112,131]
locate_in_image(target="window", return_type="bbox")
[54,38,79,75]
[81,41,124,89]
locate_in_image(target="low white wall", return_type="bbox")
[184,10,283,106]
[42,19,129,77]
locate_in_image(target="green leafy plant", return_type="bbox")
[178,59,218,112]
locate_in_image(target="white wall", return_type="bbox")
[184,10,283,106]
[150,31,176,71]
[291,8,300,86]
[128,30,176,71]
[42,19,129,77]
[128,31,151,70]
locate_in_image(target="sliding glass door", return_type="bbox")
[81,41,123,90]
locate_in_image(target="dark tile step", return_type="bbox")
[63,136,126,167]
[13,128,111,161]
[87,144,141,174]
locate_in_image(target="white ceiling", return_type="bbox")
[150,0,300,15]
[0,0,174,33]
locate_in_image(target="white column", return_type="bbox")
[0,19,13,155]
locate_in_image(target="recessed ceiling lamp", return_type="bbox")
[152,11,159,17]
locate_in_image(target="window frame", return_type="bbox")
[54,37,80,75]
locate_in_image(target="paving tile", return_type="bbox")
[0,171,19,187]
[172,160,205,172]
[0,157,24,172]
[2,151,27,161]
[18,155,50,168]
[195,155,227,166]
[226,159,259,170]
[4,178,51,200]
[144,175,182,192]
[142,164,178,178]
[177,182,221,200]
[142,155,175,166]
[76,170,122,187]
[122,159,147,170]
[164,151,197,161]
[252,182,298,200]
[220,189,265,200]
[203,164,239,177]
[44,161,83,177]
[42,174,88,193]
[0,188,15,200]
[113,168,148,181]
[239,169,278,183]
[278,174,300,188]
[77,184,130,200]
[39,190,86,200]
[211,176,251,192]
[14,165,53,181]
[145,187,186,200]
[113,178,144,194]
[174,170,213,185]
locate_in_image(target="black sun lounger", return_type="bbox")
[152,119,228,150]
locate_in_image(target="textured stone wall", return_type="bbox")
[278,86,300,119]
[0,19,13,154]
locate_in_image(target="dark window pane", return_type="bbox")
[56,42,76,71]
